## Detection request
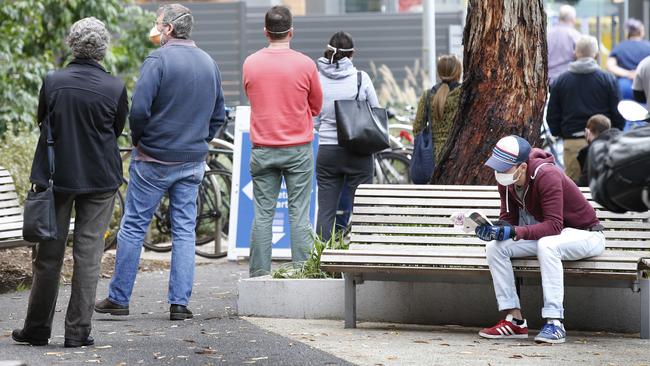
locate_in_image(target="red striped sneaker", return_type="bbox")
[478,314,528,339]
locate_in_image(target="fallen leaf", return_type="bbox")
[183,339,196,343]
[439,343,450,347]
[414,340,429,344]
[195,347,217,355]
[509,355,523,359]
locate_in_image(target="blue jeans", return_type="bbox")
[108,157,204,306]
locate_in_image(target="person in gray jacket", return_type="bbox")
[314,31,380,241]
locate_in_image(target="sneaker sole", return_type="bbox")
[534,337,565,344]
[479,332,528,339]
[94,306,129,316]
[170,313,194,321]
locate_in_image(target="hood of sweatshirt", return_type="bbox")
[502,148,556,213]
[568,57,600,74]
[317,57,357,79]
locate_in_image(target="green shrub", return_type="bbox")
[0,128,39,203]
[272,231,349,279]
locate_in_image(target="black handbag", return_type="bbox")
[335,71,389,155]
[23,112,58,242]
[410,87,436,184]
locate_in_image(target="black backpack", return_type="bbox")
[588,126,650,213]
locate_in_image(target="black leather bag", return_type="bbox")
[410,87,436,184]
[335,72,389,155]
[23,113,58,242]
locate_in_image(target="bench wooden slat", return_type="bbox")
[349,233,650,250]
[0,184,16,193]
[0,215,23,224]
[355,184,592,192]
[0,229,22,240]
[351,215,650,230]
[0,221,23,231]
[353,206,650,220]
[350,225,650,239]
[347,244,650,262]
[0,169,11,178]
[0,192,19,201]
[0,176,14,185]
[320,254,638,272]
[0,207,22,217]
[0,200,21,209]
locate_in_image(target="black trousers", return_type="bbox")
[316,145,373,241]
[22,190,115,342]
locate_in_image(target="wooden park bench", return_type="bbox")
[320,184,650,339]
[0,166,74,249]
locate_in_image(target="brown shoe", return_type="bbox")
[94,298,129,316]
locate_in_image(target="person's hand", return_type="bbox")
[475,223,516,241]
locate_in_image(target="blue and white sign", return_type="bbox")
[227,106,318,260]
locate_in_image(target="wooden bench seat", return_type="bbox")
[0,167,74,249]
[320,184,650,338]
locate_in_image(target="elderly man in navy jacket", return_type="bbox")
[547,35,624,182]
[95,3,225,321]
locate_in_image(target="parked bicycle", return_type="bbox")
[104,134,232,259]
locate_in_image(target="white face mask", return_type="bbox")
[495,168,520,186]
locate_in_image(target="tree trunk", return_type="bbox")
[430,0,548,185]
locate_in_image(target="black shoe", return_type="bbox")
[94,298,129,316]
[11,329,48,346]
[170,305,193,320]
[64,336,94,348]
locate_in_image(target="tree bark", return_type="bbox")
[430,0,548,185]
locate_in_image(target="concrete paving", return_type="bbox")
[246,318,650,366]
[1,255,649,366]
[0,258,350,366]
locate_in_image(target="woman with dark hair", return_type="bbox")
[314,31,379,241]
[412,54,462,168]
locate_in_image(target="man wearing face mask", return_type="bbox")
[476,135,605,344]
[95,3,225,320]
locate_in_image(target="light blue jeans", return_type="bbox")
[108,157,204,307]
[485,228,605,319]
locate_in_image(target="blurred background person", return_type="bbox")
[412,54,462,173]
[547,4,582,86]
[607,18,650,103]
[547,35,624,182]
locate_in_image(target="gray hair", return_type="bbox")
[575,35,599,58]
[66,17,110,61]
[558,4,576,23]
[158,4,193,39]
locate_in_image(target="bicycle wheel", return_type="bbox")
[195,168,231,258]
[373,151,412,184]
[104,190,124,251]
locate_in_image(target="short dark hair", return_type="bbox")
[265,6,292,41]
[323,31,354,68]
[587,114,611,135]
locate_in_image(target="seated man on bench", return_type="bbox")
[476,135,605,344]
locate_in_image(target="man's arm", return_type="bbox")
[546,84,562,137]
[129,55,162,146]
[307,67,323,117]
[207,64,226,142]
[606,56,635,79]
[608,75,626,130]
[513,168,564,240]
[114,87,128,137]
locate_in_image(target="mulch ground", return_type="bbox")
[0,246,170,294]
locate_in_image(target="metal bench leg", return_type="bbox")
[641,277,650,339]
[344,274,357,328]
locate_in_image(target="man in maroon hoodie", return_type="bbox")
[476,135,605,344]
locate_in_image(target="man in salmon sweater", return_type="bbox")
[243,5,323,277]
[476,135,605,344]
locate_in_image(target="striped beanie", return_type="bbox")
[485,135,531,173]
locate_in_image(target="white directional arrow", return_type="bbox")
[243,181,253,200]
[272,233,285,244]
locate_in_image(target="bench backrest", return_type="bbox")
[351,184,650,252]
[0,167,24,242]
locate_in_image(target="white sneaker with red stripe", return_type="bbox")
[478,314,528,339]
